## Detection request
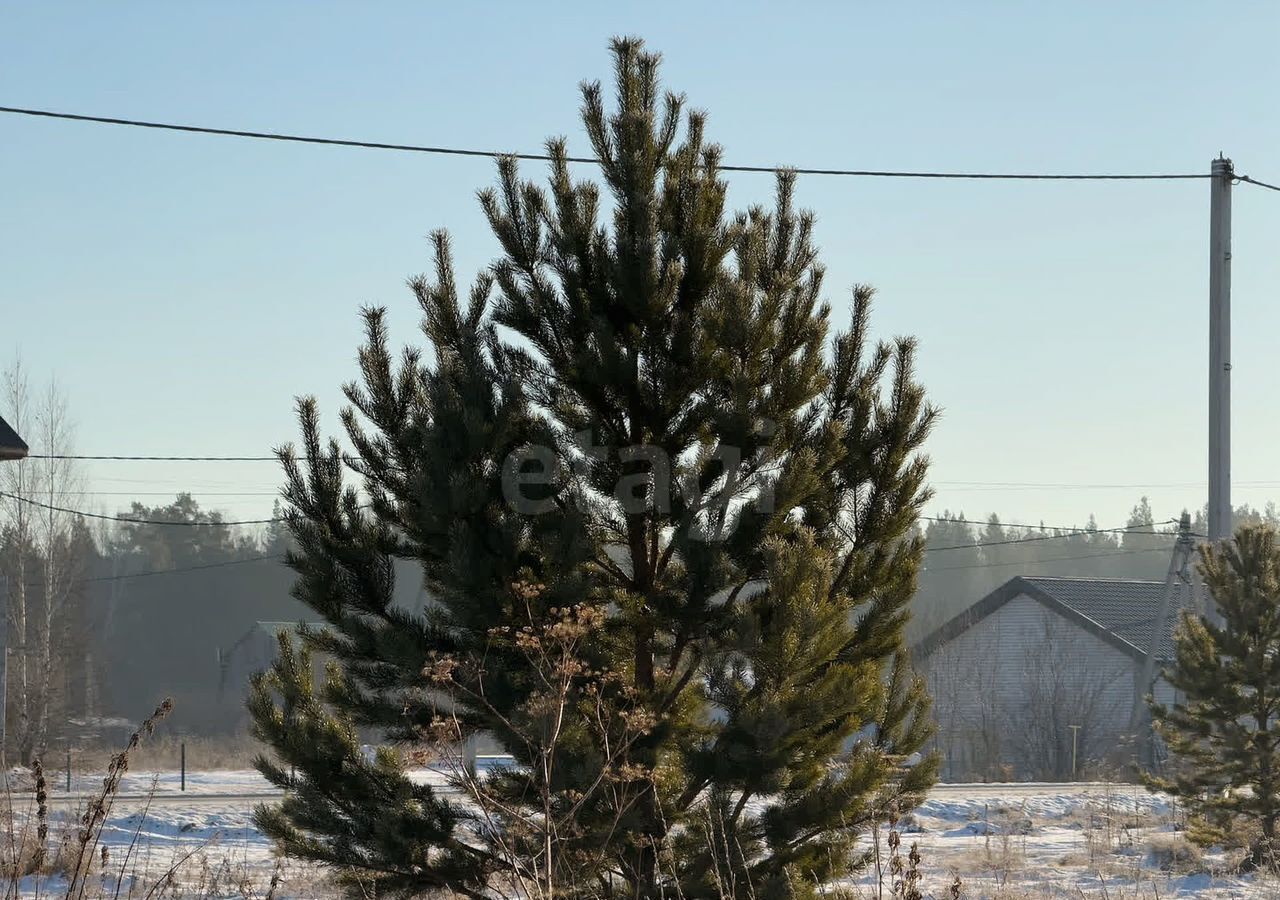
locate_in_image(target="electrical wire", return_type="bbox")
[0,105,1212,181]
[918,517,1179,553]
[918,514,1152,531]
[7,552,289,593]
[30,489,282,496]
[54,534,1181,589]
[73,553,287,585]
[1239,174,1280,193]
[924,544,1175,573]
[78,491,279,497]
[26,455,1280,494]
[0,491,281,526]
[88,476,280,488]
[26,454,275,461]
[3,475,1196,540]
[20,532,1185,590]
[932,479,1280,490]
[16,520,1191,590]
[0,502,1192,586]
[933,480,1197,489]
[1,488,1182,538]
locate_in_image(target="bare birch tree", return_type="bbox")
[1,358,40,761]
[926,642,1005,780]
[31,377,85,758]
[1,361,86,762]
[1012,619,1129,780]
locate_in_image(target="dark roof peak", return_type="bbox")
[1019,575,1162,585]
[917,574,1194,662]
[0,415,27,461]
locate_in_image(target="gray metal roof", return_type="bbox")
[1020,577,1187,659]
[916,575,1194,662]
[255,620,322,635]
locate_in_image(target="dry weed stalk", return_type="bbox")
[885,805,922,900]
[887,805,903,894]
[65,697,173,900]
[0,697,254,900]
[419,585,658,900]
[875,805,950,900]
[32,760,47,873]
[901,842,922,900]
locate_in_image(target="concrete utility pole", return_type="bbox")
[1208,156,1234,542]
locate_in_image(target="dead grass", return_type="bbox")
[0,699,327,898]
[1145,833,1204,874]
[71,732,264,775]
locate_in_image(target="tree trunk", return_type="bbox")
[627,506,663,898]
[32,551,53,760]
[1250,817,1277,874]
[30,380,81,762]
[14,533,30,765]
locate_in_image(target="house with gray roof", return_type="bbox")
[914,576,1198,781]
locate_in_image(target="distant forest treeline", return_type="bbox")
[1,493,299,747]
[907,497,1280,640]
[4,483,1275,750]
[5,361,1268,754]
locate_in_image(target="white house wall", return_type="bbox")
[922,593,1144,780]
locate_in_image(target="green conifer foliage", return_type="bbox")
[1149,525,1280,870]
[250,38,938,899]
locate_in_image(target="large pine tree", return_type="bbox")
[250,38,937,899]
[1150,525,1280,869]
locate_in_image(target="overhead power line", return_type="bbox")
[918,514,1177,534]
[0,105,1213,181]
[79,491,279,497]
[0,486,1180,545]
[75,553,287,586]
[12,552,289,593]
[28,452,1280,497]
[1239,175,1280,193]
[39,531,1189,590]
[61,541,1176,589]
[27,454,276,461]
[933,479,1280,489]
[27,453,1280,494]
[25,449,1276,493]
[920,519,1180,554]
[63,535,1180,587]
[925,545,1175,573]
[0,491,280,526]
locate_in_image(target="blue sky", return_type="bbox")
[2,2,1278,530]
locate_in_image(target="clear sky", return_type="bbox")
[3,2,1278,532]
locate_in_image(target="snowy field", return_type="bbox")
[1,769,1271,899]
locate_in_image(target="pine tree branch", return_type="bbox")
[676,776,712,812]
[656,538,677,579]
[593,552,633,588]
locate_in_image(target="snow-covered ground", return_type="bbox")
[0,771,1268,898]
[38,758,488,796]
[871,785,1229,900]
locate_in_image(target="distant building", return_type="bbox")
[219,619,498,761]
[914,576,1194,782]
[218,620,325,707]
